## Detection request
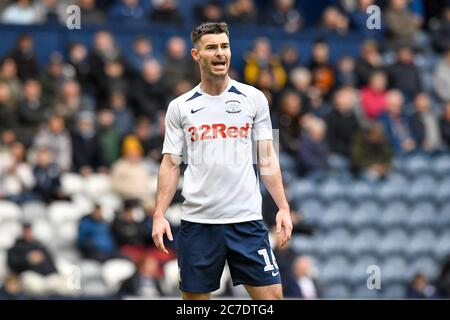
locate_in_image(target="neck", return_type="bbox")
[200,75,230,96]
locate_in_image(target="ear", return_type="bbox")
[191,47,200,62]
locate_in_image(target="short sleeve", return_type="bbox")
[252,90,273,141]
[162,101,184,156]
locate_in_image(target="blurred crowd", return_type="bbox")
[0,0,450,299]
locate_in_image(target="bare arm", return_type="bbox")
[257,140,292,247]
[152,153,181,254]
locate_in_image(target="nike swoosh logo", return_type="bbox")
[272,271,279,277]
[191,107,205,114]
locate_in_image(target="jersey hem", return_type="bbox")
[180,215,263,224]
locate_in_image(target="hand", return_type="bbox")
[27,250,45,265]
[151,214,173,254]
[275,208,293,248]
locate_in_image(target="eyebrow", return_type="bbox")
[204,43,229,48]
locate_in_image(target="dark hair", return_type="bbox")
[190,22,229,45]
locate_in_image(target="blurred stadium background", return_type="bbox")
[0,0,450,299]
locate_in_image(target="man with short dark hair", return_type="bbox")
[152,22,292,300]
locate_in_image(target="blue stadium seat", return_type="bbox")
[436,177,450,206]
[431,155,450,178]
[317,178,347,202]
[402,154,431,178]
[319,228,353,256]
[406,230,437,258]
[347,181,375,204]
[289,179,317,203]
[297,198,324,226]
[351,287,381,299]
[350,200,381,231]
[323,283,352,299]
[407,175,438,203]
[407,201,439,230]
[436,204,450,231]
[347,255,381,285]
[379,201,410,229]
[377,228,410,258]
[433,231,450,260]
[320,255,351,284]
[321,200,353,229]
[375,179,408,204]
[380,284,407,299]
[409,256,440,281]
[381,256,409,282]
[349,228,381,257]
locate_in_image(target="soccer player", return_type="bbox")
[152,22,293,300]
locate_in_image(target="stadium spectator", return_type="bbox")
[320,6,349,35]
[409,92,443,153]
[117,256,164,298]
[193,0,224,24]
[1,0,39,25]
[0,82,18,131]
[7,34,39,81]
[387,46,422,101]
[0,57,22,107]
[432,48,450,103]
[431,5,450,53]
[354,40,384,88]
[275,90,304,156]
[108,0,146,22]
[34,0,67,25]
[146,113,165,163]
[40,53,66,108]
[298,117,329,177]
[89,30,129,106]
[440,101,450,150]
[350,123,394,179]
[406,273,439,299]
[133,59,169,120]
[161,37,199,90]
[0,274,26,300]
[308,39,336,98]
[32,146,68,203]
[7,223,71,296]
[112,199,148,248]
[336,55,357,87]
[77,205,119,262]
[129,35,159,74]
[54,80,94,127]
[226,0,259,25]
[0,142,35,203]
[288,67,313,112]
[109,91,134,138]
[244,37,287,93]
[33,115,72,172]
[326,87,361,157]
[360,71,388,120]
[111,135,154,210]
[71,111,107,175]
[378,90,416,154]
[97,109,121,167]
[384,0,421,49]
[280,44,301,77]
[18,79,51,137]
[291,255,323,299]
[267,0,303,33]
[149,0,183,25]
[66,42,92,93]
[79,0,106,24]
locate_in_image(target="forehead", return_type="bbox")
[197,33,229,47]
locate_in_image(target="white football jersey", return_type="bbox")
[162,79,273,224]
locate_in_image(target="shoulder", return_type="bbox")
[231,80,265,100]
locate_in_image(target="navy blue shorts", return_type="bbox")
[177,219,281,293]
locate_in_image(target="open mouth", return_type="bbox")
[212,61,226,67]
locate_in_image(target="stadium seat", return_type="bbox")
[22,201,48,223]
[160,259,179,296]
[406,230,437,258]
[375,180,407,204]
[380,284,406,299]
[407,201,438,230]
[82,280,110,297]
[61,173,85,195]
[72,194,96,217]
[323,283,351,299]
[47,201,85,226]
[321,200,353,229]
[55,221,78,248]
[319,228,353,256]
[320,255,351,284]
[298,198,324,225]
[101,259,136,293]
[84,174,113,200]
[431,155,450,178]
[379,201,410,229]
[436,177,450,206]
[402,154,431,177]
[96,192,123,223]
[289,179,317,202]
[409,256,440,281]
[347,181,374,204]
[317,178,347,202]
[32,219,55,246]
[407,175,437,203]
[79,260,103,284]
[350,200,381,230]
[0,201,22,223]
[291,235,320,256]
[381,256,409,282]
[377,228,410,257]
[347,255,381,285]
[349,228,381,257]
[0,221,22,250]
[279,152,296,172]
[433,231,450,260]
[352,286,380,299]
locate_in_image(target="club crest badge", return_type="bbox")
[225,100,241,113]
